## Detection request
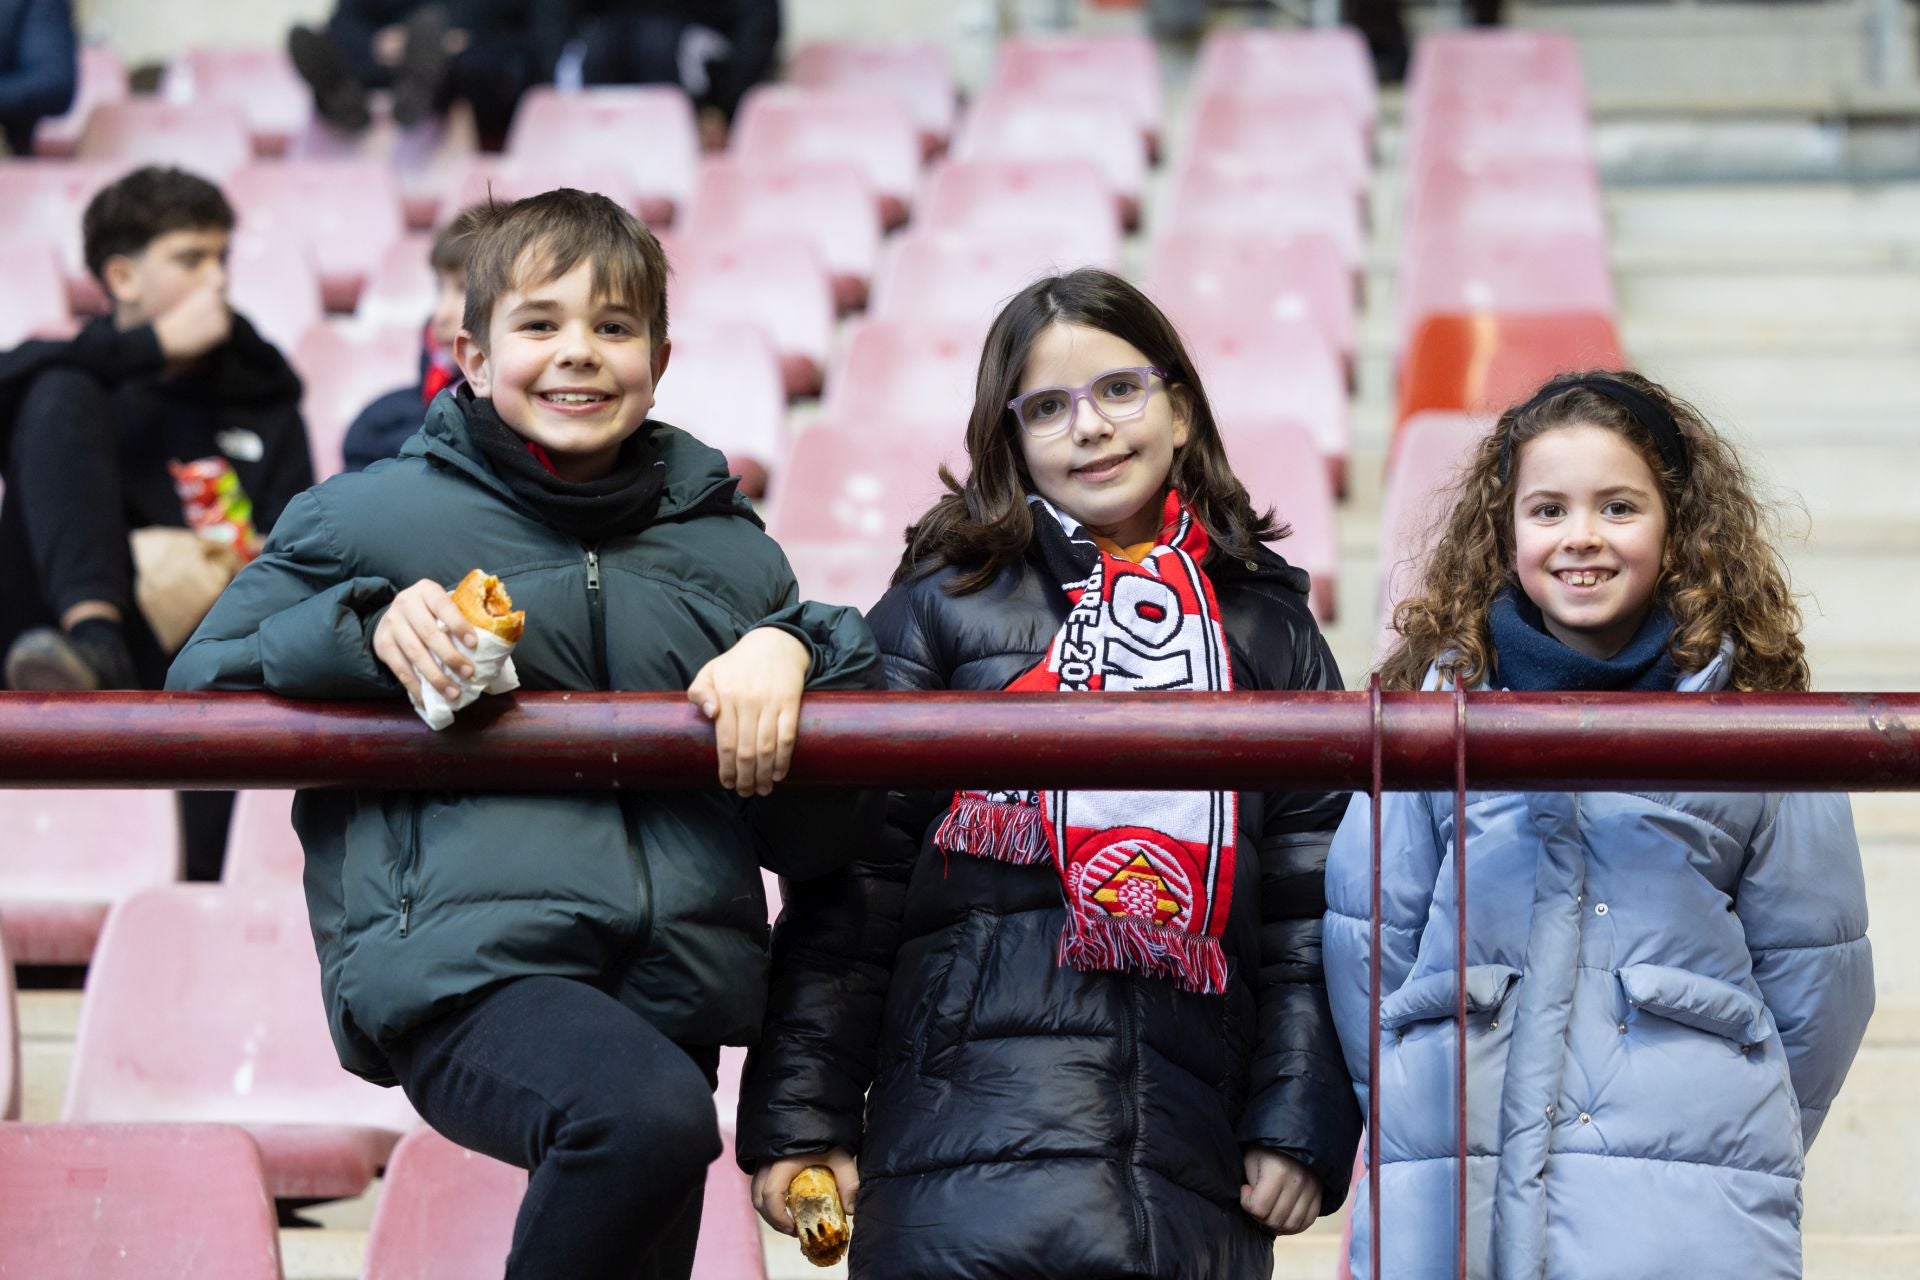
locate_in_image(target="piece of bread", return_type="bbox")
[450,569,525,643]
[787,1165,850,1266]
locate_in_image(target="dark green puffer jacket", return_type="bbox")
[168,394,883,1084]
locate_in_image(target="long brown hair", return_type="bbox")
[897,268,1285,593]
[1378,370,1809,692]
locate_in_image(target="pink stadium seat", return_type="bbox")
[228,161,405,312]
[648,324,787,494]
[684,158,881,311]
[1182,93,1370,201]
[363,1125,769,1280]
[1160,163,1364,270]
[2,923,19,1120]
[1402,155,1602,247]
[0,158,118,312]
[0,1123,283,1279]
[77,99,253,181]
[1409,88,1593,174]
[1182,316,1350,497]
[222,790,304,888]
[767,423,960,548]
[870,231,1114,329]
[355,233,438,328]
[1146,232,1356,376]
[62,884,418,1200]
[823,319,984,432]
[290,322,424,478]
[1395,231,1615,355]
[166,47,313,156]
[0,789,180,965]
[786,39,956,155]
[1408,29,1584,106]
[920,160,1123,274]
[785,541,902,614]
[1230,418,1339,622]
[0,244,77,348]
[732,86,921,227]
[992,34,1162,156]
[1191,28,1376,128]
[448,153,650,224]
[1378,411,1491,621]
[668,235,835,398]
[228,230,325,355]
[505,86,698,225]
[955,90,1147,227]
[33,45,129,157]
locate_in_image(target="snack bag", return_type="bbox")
[169,457,261,563]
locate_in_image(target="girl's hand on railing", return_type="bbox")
[687,627,813,797]
[1241,1147,1322,1235]
[750,1147,859,1235]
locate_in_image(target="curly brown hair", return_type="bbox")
[1377,370,1809,692]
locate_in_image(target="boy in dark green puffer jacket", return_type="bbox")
[168,189,882,1280]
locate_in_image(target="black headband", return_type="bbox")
[1500,375,1692,485]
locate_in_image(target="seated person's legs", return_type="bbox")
[386,974,723,1280]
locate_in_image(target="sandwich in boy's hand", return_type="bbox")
[413,569,524,731]
[786,1165,851,1267]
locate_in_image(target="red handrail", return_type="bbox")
[0,690,1915,791]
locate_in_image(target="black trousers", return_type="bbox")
[386,975,725,1280]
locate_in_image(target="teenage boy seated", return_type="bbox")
[0,165,313,691]
[343,204,484,472]
[167,186,881,1280]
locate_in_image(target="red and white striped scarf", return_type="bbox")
[933,491,1237,994]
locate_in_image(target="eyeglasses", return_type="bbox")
[1006,366,1169,439]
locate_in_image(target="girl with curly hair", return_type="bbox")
[1322,371,1875,1278]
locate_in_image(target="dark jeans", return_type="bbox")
[386,975,724,1280]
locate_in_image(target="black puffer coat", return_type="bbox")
[740,541,1362,1280]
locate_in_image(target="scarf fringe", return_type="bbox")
[1058,914,1229,996]
[933,795,1052,866]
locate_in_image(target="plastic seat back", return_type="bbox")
[785,541,905,615]
[33,46,130,157]
[1396,232,1615,355]
[1160,163,1363,268]
[685,158,880,309]
[992,34,1162,152]
[1183,93,1370,197]
[0,158,119,312]
[732,85,921,224]
[1396,312,1625,429]
[823,318,986,430]
[1182,316,1350,493]
[1228,418,1340,622]
[668,235,835,397]
[77,99,253,180]
[355,233,438,329]
[448,153,652,223]
[504,86,697,225]
[1146,231,1355,369]
[1378,412,1493,620]
[0,789,181,965]
[648,323,787,488]
[222,790,305,888]
[786,39,956,152]
[870,230,1113,329]
[0,244,77,348]
[766,424,961,547]
[227,161,406,311]
[955,91,1146,225]
[228,230,325,354]
[0,1123,283,1279]
[166,46,312,155]
[920,160,1122,273]
[1192,28,1376,127]
[290,321,425,479]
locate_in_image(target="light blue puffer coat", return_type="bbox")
[1323,647,1875,1279]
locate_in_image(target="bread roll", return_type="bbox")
[787,1165,850,1266]
[450,570,524,643]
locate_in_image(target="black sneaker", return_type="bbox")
[4,626,139,691]
[289,25,372,133]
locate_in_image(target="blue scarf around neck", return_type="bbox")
[1488,587,1680,692]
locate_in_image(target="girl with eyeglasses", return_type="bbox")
[738,268,1361,1279]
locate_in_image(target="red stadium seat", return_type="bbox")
[869,230,1113,329]
[2,923,19,1120]
[77,100,253,181]
[648,324,787,495]
[228,231,326,355]
[290,321,424,479]
[767,423,960,547]
[991,34,1162,156]
[955,90,1147,228]
[1182,316,1350,497]
[355,233,438,329]
[0,158,118,312]
[1191,28,1376,129]
[166,47,313,156]
[62,884,418,1200]
[1395,311,1625,429]
[1182,93,1370,202]
[920,160,1123,274]
[222,790,304,888]
[786,39,956,156]
[363,1125,769,1280]
[1378,411,1491,622]
[0,789,180,965]
[1146,232,1356,377]
[668,235,835,398]
[0,244,77,348]
[1395,232,1615,357]
[684,158,881,311]
[786,541,906,615]
[33,45,129,157]
[1229,418,1340,622]
[228,161,405,312]
[505,87,698,225]
[1160,163,1364,270]
[0,1123,283,1279]
[822,318,984,431]
[732,86,921,227]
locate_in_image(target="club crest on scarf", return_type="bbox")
[933,492,1237,994]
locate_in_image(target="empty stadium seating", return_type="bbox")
[221,789,304,888]
[920,160,1123,272]
[1182,93,1371,203]
[1191,27,1376,128]
[785,39,956,154]
[869,230,1114,329]
[165,46,312,156]
[1146,232,1356,377]
[1396,311,1626,429]
[290,321,426,478]
[1160,163,1365,270]
[0,789,181,965]
[446,153,650,226]
[767,424,961,547]
[32,45,130,157]
[784,541,903,615]
[2,923,18,1120]
[504,87,698,226]
[227,160,406,312]
[1181,315,1350,497]
[0,1123,284,1279]
[0,244,77,349]
[667,235,836,398]
[648,324,787,493]
[1377,412,1492,627]
[228,231,328,355]
[1230,418,1340,623]
[822,318,985,431]
[61,884,418,1200]
[991,33,1163,156]
[0,159,118,313]
[76,99,254,181]
[731,85,921,227]
[1395,232,1616,356]
[684,158,881,311]
[954,90,1147,227]
[354,233,439,330]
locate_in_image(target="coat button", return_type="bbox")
[1244,559,1259,571]
[1594,903,1609,916]
[1545,1105,1555,1120]
[1619,1023,1629,1034]
[1579,1112,1592,1124]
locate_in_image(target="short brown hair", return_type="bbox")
[82,166,234,284]
[429,204,493,276]
[460,188,669,349]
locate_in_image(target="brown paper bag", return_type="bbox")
[130,526,243,653]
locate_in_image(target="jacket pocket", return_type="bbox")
[1617,963,1774,1045]
[921,911,997,1078]
[1381,963,1522,1033]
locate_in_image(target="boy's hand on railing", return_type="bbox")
[688,627,813,797]
[1241,1147,1321,1235]
[750,1147,859,1236]
[372,579,479,707]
